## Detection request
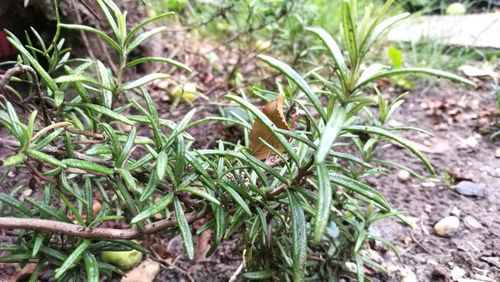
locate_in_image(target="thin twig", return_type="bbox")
[70,0,96,60]
[31,121,72,142]
[228,249,246,282]
[409,231,431,253]
[0,213,198,240]
[0,65,50,125]
[0,138,112,166]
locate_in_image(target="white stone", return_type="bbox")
[464,215,482,229]
[434,216,460,237]
[451,266,466,280]
[398,169,411,182]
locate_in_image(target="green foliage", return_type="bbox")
[0,0,475,281]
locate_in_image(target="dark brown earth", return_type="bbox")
[368,80,500,282]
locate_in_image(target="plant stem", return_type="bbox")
[0,213,198,240]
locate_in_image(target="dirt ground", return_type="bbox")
[368,80,500,282]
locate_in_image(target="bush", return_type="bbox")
[0,0,474,281]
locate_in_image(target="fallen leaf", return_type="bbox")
[196,229,212,262]
[121,259,161,282]
[459,65,496,78]
[193,217,212,262]
[7,263,36,282]
[249,96,290,160]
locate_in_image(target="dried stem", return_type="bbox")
[0,65,50,125]
[0,213,198,240]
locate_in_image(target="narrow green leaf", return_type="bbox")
[32,234,44,257]
[306,27,349,82]
[131,193,173,224]
[84,178,93,225]
[26,148,67,168]
[74,104,134,125]
[28,260,44,282]
[257,55,327,122]
[125,57,192,73]
[361,13,410,57]
[83,251,99,282]
[346,125,434,174]
[329,172,390,211]
[122,73,169,90]
[100,123,120,156]
[316,107,346,163]
[313,163,332,244]
[25,197,72,222]
[355,67,477,90]
[116,127,137,167]
[126,12,174,44]
[342,1,358,67]
[174,197,194,260]
[5,31,58,92]
[2,152,27,166]
[62,158,114,175]
[60,173,87,204]
[288,191,307,282]
[126,26,167,54]
[117,169,137,192]
[243,269,273,280]
[58,24,121,52]
[0,193,31,216]
[54,75,113,91]
[177,187,220,205]
[140,172,158,202]
[221,183,251,216]
[54,240,91,279]
[156,151,168,181]
[96,0,120,41]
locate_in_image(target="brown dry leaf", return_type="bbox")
[195,229,212,263]
[7,263,36,282]
[249,96,290,160]
[121,259,161,282]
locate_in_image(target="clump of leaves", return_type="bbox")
[220,0,475,280]
[0,0,474,282]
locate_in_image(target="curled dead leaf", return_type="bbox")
[249,96,290,160]
[121,259,161,282]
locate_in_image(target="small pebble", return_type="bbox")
[463,215,482,229]
[454,181,486,197]
[451,266,466,280]
[400,267,417,282]
[495,147,500,158]
[345,262,357,273]
[451,207,461,217]
[398,169,411,182]
[422,182,436,188]
[434,216,460,237]
[424,204,433,213]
